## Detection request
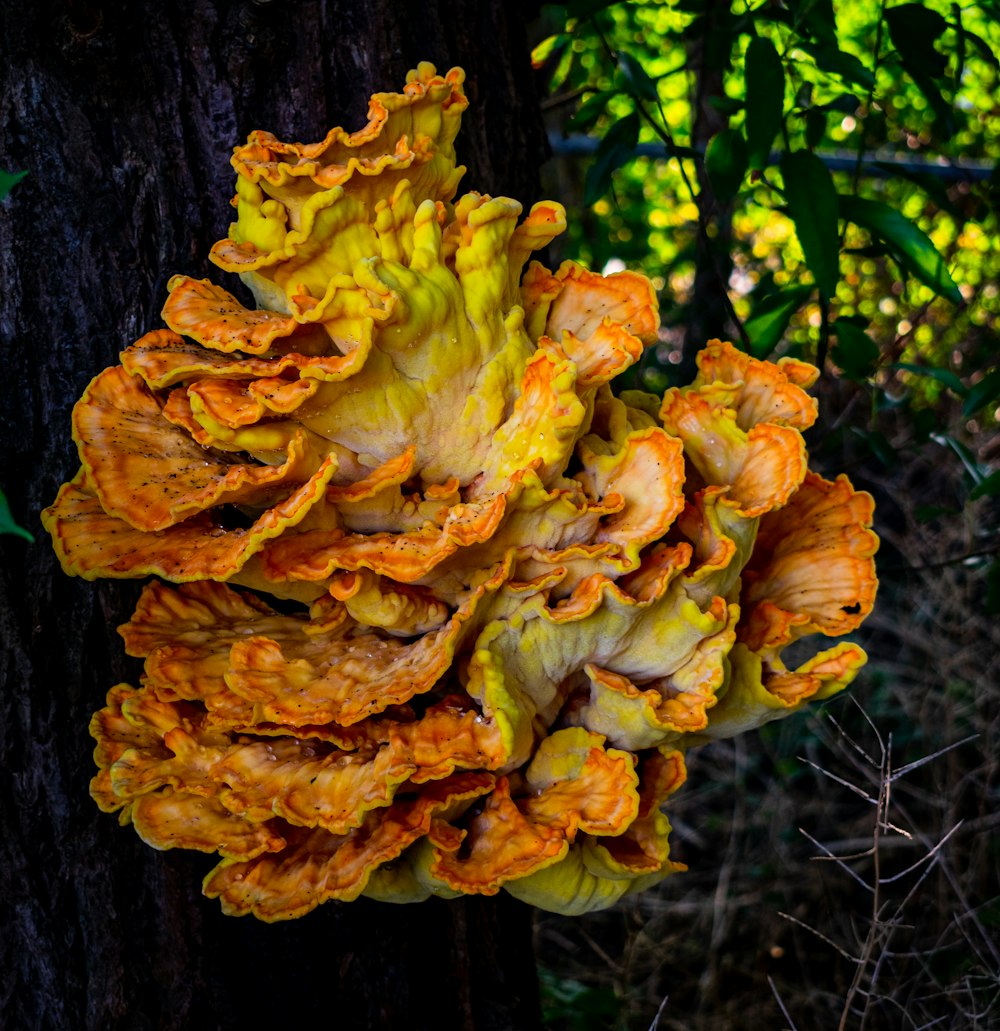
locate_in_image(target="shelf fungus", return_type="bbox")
[43,63,878,920]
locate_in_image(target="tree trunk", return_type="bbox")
[682,0,737,382]
[0,2,546,1027]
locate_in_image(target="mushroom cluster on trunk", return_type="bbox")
[43,63,878,919]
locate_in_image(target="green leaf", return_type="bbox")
[539,969,620,1029]
[744,286,813,357]
[908,65,958,139]
[963,367,1000,416]
[832,320,880,379]
[704,129,748,203]
[970,470,1000,501]
[0,169,27,201]
[708,94,744,116]
[894,361,966,396]
[617,51,659,103]
[886,3,949,78]
[794,41,875,90]
[790,0,838,47]
[584,111,640,206]
[839,195,962,303]
[745,37,785,170]
[849,426,898,468]
[804,108,827,149]
[568,89,621,132]
[932,432,985,487]
[531,34,567,67]
[755,7,794,28]
[837,313,869,328]
[964,29,1000,71]
[0,489,33,542]
[781,150,840,298]
[886,2,955,137]
[687,8,743,72]
[872,162,965,222]
[844,242,895,261]
[817,94,861,115]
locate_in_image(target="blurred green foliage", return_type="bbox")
[535,1,998,395]
[0,168,27,199]
[539,967,621,1030]
[534,0,1000,585]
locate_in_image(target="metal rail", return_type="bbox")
[548,133,995,182]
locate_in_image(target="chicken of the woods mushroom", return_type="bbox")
[43,63,878,920]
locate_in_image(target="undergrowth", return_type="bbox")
[534,400,1000,1030]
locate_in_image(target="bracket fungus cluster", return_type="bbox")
[43,64,878,920]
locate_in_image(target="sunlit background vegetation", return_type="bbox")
[530,1,1000,1027]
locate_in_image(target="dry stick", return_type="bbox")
[827,708,910,814]
[798,747,912,841]
[647,994,670,1031]
[910,923,1000,1025]
[878,546,1000,575]
[890,738,980,783]
[541,85,591,112]
[891,797,1000,974]
[577,923,618,971]
[768,975,801,1031]
[829,721,960,1028]
[778,911,861,964]
[838,731,892,1030]
[942,866,1000,973]
[936,918,1000,1023]
[806,832,915,855]
[871,732,1000,980]
[858,864,947,1024]
[872,823,962,884]
[797,755,880,803]
[800,827,874,892]
[828,703,884,771]
[864,844,953,1016]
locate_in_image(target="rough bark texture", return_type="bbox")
[0,2,547,1027]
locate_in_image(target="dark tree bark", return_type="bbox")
[0,3,547,1027]
[682,0,737,383]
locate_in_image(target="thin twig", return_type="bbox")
[838,729,892,1030]
[768,975,801,1031]
[778,911,862,963]
[647,994,670,1031]
[541,85,592,112]
[799,827,875,892]
[890,738,979,782]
